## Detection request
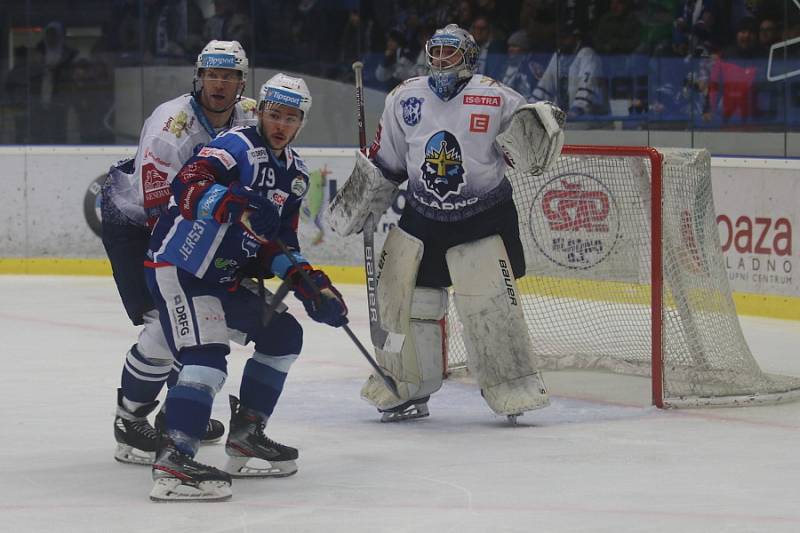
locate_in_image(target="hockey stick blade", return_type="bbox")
[275,239,400,398]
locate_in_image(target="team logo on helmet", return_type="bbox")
[420,130,465,201]
[401,97,424,126]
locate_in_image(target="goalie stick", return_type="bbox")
[351,61,405,354]
[275,238,400,398]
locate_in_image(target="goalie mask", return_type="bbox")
[425,24,478,101]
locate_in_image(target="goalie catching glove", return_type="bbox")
[496,101,566,175]
[288,264,349,327]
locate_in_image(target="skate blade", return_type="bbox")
[380,404,430,423]
[149,478,232,502]
[224,456,298,478]
[114,444,154,465]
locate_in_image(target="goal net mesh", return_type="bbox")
[444,147,800,406]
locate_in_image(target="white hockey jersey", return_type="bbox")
[104,94,258,227]
[531,46,609,116]
[370,75,526,222]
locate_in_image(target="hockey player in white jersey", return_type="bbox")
[102,40,258,465]
[329,24,565,423]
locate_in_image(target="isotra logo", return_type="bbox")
[530,173,620,269]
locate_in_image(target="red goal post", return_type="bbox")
[443,145,800,408]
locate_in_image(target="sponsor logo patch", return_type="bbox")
[463,94,501,106]
[247,147,269,165]
[198,147,236,169]
[469,113,490,133]
[291,175,307,196]
[142,163,170,209]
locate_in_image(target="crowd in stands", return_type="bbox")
[4,0,800,144]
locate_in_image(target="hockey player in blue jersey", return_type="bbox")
[329,24,565,423]
[103,40,258,466]
[144,73,348,502]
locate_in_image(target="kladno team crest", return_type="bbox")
[401,97,424,126]
[420,130,465,201]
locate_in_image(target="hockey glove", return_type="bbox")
[496,101,566,175]
[289,265,349,327]
[203,183,280,241]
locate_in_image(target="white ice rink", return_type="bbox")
[1,275,799,533]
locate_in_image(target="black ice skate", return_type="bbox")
[155,409,226,443]
[379,396,430,423]
[114,388,159,465]
[150,436,232,502]
[223,395,298,478]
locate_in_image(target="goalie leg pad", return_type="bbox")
[446,235,549,415]
[361,286,448,411]
[327,150,399,236]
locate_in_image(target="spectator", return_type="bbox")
[470,15,505,79]
[203,0,253,53]
[531,23,609,121]
[34,21,78,144]
[499,30,538,100]
[72,57,114,144]
[152,0,205,62]
[519,0,557,53]
[642,29,710,123]
[456,0,477,30]
[375,28,417,89]
[757,17,780,54]
[704,16,762,124]
[4,46,38,143]
[593,0,643,55]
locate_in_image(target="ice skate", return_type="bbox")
[150,436,232,502]
[114,388,159,465]
[223,395,298,478]
[155,409,226,443]
[379,396,430,423]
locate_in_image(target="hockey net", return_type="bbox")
[444,145,800,407]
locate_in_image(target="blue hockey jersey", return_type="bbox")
[149,125,310,284]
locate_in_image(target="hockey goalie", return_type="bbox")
[328,23,565,423]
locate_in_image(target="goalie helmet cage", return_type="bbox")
[443,145,800,408]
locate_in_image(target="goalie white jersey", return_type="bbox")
[370,75,525,222]
[104,94,258,227]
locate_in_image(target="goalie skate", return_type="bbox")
[114,388,159,465]
[379,396,430,423]
[150,437,232,503]
[223,396,298,478]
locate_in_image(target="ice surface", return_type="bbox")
[0,276,798,532]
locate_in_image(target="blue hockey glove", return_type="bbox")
[205,183,279,240]
[289,265,349,327]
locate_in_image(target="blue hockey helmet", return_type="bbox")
[425,24,478,100]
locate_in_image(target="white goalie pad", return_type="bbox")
[496,101,566,175]
[446,235,550,415]
[360,227,447,410]
[327,150,399,236]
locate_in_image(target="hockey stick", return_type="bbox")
[275,238,400,398]
[351,61,405,354]
[260,275,293,328]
